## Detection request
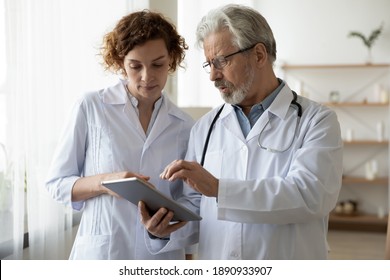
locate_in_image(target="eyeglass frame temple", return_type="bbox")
[202,43,258,73]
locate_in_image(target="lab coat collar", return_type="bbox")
[246,84,294,141]
[216,83,294,121]
[143,94,190,149]
[101,79,189,146]
[102,79,128,104]
[100,80,189,120]
[216,84,295,142]
[267,84,294,120]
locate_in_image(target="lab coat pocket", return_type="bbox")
[70,234,110,260]
[201,150,222,178]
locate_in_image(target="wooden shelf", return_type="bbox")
[343,140,389,145]
[329,213,388,232]
[284,63,390,233]
[324,102,389,107]
[282,63,390,70]
[342,176,388,185]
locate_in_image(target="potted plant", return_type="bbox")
[348,23,384,64]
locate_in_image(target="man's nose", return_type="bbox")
[209,65,222,81]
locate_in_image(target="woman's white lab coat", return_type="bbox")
[182,84,343,259]
[45,80,195,259]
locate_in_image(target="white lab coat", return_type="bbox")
[45,80,197,259]
[181,84,343,259]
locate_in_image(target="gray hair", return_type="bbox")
[196,4,277,62]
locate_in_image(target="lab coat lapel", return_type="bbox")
[103,80,146,140]
[123,101,146,141]
[143,97,171,149]
[246,86,294,142]
[220,105,247,143]
[246,112,270,141]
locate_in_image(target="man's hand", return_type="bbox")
[138,201,187,238]
[160,160,219,197]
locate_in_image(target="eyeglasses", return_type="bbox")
[202,44,257,73]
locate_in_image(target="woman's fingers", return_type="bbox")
[138,201,187,238]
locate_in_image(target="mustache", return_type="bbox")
[214,80,231,88]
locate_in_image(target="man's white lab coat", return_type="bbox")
[180,83,343,259]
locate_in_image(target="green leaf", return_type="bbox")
[367,24,383,47]
[348,31,370,47]
[348,23,384,49]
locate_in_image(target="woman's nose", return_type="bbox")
[141,68,154,83]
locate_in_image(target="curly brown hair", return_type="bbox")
[101,10,188,76]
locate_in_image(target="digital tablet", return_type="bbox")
[101,177,202,221]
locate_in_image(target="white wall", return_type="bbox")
[177,0,390,108]
[259,0,390,65]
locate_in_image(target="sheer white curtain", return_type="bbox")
[177,0,255,108]
[1,0,138,259]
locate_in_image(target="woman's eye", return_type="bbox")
[128,63,165,70]
[129,65,141,70]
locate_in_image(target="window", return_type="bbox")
[0,1,6,147]
[0,2,5,87]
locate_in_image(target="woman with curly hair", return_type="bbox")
[45,10,196,260]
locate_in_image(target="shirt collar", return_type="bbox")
[232,78,285,113]
[260,78,285,111]
[124,84,164,113]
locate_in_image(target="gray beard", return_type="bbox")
[217,67,255,105]
[221,86,246,104]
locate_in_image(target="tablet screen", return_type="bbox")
[101,177,201,221]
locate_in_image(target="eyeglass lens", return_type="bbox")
[203,57,227,73]
[202,44,257,74]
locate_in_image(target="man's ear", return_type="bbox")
[254,43,268,66]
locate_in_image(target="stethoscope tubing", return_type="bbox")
[200,91,302,166]
[200,104,225,166]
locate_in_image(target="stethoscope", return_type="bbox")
[200,91,302,166]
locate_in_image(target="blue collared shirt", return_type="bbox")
[233,79,285,138]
